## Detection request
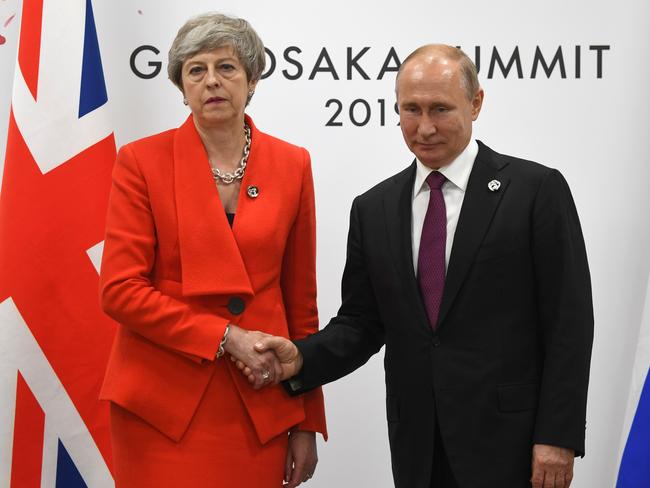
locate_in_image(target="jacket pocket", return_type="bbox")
[386,394,400,423]
[497,383,539,412]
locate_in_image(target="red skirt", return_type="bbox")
[110,363,288,487]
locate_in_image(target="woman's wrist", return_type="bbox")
[216,324,233,358]
[222,324,248,357]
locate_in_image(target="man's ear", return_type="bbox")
[471,88,484,121]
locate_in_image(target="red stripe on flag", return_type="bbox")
[0,111,116,471]
[17,0,44,101]
[10,372,45,488]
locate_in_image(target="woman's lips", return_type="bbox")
[205,97,226,104]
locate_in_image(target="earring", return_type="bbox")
[183,98,188,106]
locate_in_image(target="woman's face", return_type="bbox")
[181,46,255,129]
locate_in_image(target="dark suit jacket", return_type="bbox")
[289,142,593,487]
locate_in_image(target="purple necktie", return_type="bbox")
[417,171,447,330]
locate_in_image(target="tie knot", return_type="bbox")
[426,171,446,190]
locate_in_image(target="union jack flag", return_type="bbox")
[0,0,115,486]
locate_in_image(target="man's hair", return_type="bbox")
[395,44,480,100]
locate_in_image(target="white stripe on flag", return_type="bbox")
[86,240,104,275]
[11,0,112,175]
[0,298,114,488]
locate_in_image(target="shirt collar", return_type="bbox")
[413,139,478,198]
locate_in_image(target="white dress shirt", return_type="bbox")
[412,140,478,274]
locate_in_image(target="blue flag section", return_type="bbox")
[617,367,650,487]
[55,440,88,488]
[79,0,108,118]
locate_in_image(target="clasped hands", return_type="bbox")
[224,326,302,389]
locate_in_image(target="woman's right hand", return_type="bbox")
[232,335,304,388]
[223,325,283,388]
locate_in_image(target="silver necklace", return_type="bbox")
[211,124,251,185]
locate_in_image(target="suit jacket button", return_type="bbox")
[432,337,441,347]
[227,297,245,315]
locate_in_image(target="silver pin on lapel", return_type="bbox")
[487,180,501,192]
[247,185,259,198]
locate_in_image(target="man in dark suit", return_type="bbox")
[242,44,593,488]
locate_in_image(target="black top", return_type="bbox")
[226,213,235,228]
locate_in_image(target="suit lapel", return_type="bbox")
[174,115,253,297]
[383,163,431,332]
[438,142,509,326]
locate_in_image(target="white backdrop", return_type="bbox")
[1,1,649,486]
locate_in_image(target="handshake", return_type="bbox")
[224,325,304,389]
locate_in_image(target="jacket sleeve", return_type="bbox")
[280,148,327,437]
[288,195,385,394]
[99,144,227,363]
[531,169,594,457]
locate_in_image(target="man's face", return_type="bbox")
[397,56,483,169]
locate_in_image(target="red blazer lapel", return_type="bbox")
[173,115,253,297]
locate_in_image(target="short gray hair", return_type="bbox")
[168,12,265,91]
[396,44,480,101]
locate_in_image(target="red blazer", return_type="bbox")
[99,115,327,443]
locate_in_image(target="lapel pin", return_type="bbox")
[487,180,501,192]
[247,185,259,198]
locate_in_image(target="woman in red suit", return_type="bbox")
[99,13,326,487]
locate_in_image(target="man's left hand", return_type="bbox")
[531,444,574,488]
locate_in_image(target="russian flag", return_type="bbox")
[0,0,116,486]
[617,277,650,487]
